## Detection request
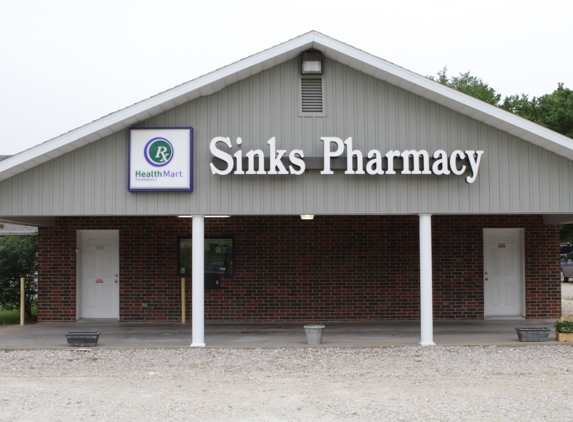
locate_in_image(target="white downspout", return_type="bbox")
[191,215,206,347]
[419,214,436,346]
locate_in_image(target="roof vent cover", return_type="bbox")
[301,78,323,113]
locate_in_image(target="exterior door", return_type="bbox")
[483,229,524,317]
[78,230,119,319]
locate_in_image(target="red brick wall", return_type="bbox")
[37,215,561,322]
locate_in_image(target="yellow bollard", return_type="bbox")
[20,277,24,325]
[181,277,186,323]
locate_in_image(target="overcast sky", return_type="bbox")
[1,0,571,155]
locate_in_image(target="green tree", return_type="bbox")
[500,93,539,121]
[429,67,502,106]
[502,84,573,138]
[0,234,37,318]
[431,68,573,139]
[562,224,573,244]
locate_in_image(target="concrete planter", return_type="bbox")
[515,327,550,342]
[65,332,101,347]
[304,325,325,345]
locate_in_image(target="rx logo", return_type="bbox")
[144,137,174,167]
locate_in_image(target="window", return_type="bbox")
[178,238,233,276]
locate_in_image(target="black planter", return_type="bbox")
[65,332,101,347]
[515,327,550,342]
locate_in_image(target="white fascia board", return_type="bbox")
[506,127,528,138]
[397,79,417,92]
[457,104,481,117]
[322,48,340,62]
[421,90,441,102]
[222,75,239,87]
[385,74,404,87]
[248,62,264,76]
[56,144,78,154]
[360,63,378,77]
[172,95,189,106]
[348,57,366,72]
[109,121,129,133]
[372,68,391,81]
[409,85,429,97]
[43,150,63,159]
[184,91,201,102]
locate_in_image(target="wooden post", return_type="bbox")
[20,277,25,326]
[181,277,186,323]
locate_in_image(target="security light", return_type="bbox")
[300,50,323,75]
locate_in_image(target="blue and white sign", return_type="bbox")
[128,127,193,192]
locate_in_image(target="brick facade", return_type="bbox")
[37,215,561,323]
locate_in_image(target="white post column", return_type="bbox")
[419,214,436,346]
[191,215,205,347]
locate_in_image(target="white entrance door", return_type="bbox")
[483,229,524,317]
[78,230,119,319]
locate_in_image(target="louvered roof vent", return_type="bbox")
[301,78,323,113]
[299,49,324,114]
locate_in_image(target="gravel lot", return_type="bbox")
[1,346,573,421]
[1,284,571,421]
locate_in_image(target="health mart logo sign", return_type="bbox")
[128,127,193,192]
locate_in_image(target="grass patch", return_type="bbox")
[0,305,37,325]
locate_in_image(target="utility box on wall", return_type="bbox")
[205,274,222,290]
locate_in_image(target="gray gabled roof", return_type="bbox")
[0,223,37,235]
[1,30,572,182]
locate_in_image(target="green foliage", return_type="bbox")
[502,83,573,138]
[0,234,38,318]
[562,225,573,244]
[534,83,573,138]
[430,68,573,139]
[429,67,501,106]
[0,304,37,324]
[555,319,573,333]
[500,93,539,121]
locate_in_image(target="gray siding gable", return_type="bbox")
[1,57,572,217]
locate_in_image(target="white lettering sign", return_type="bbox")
[210,136,484,184]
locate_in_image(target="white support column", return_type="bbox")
[191,215,206,347]
[419,214,436,346]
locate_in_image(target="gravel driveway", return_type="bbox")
[1,284,571,421]
[2,346,573,421]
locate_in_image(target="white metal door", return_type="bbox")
[78,230,119,319]
[483,229,524,317]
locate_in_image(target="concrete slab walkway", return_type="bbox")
[0,319,567,350]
